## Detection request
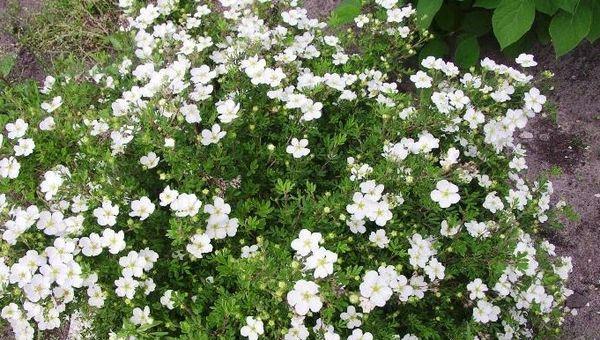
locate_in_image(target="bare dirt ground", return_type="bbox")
[525,42,600,339]
[0,0,598,338]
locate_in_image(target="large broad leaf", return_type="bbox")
[588,1,600,42]
[461,10,492,37]
[435,3,461,32]
[549,3,593,56]
[454,35,481,68]
[554,0,577,13]
[535,0,558,15]
[418,38,449,60]
[329,0,362,27]
[474,0,501,9]
[492,0,536,49]
[416,0,443,29]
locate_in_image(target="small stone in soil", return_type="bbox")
[520,131,534,139]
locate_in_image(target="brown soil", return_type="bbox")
[525,42,600,339]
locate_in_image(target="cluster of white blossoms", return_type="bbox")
[186,196,238,259]
[291,229,337,278]
[0,0,574,337]
[359,264,427,313]
[0,118,37,181]
[346,180,403,249]
[240,316,265,340]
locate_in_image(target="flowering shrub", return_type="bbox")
[0,0,574,339]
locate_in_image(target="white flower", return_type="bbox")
[440,220,460,237]
[440,147,459,170]
[180,103,201,123]
[424,258,445,281]
[523,88,546,113]
[286,280,322,315]
[170,193,202,217]
[369,201,392,227]
[466,278,488,300]
[23,274,51,302]
[164,137,175,148]
[101,228,126,254]
[0,157,20,179]
[430,180,460,208]
[160,290,175,309]
[240,316,264,340]
[354,14,369,27]
[410,71,432,88]
[515,53,537,67]
[6,119,28,139]
[286,138,310,158]
[369,229,390,248]
[347,218,366,234]
[159,186,179,206]
[300,101,323,121]
[39,170,63,200]
[87,285,106,307]
[285,324,309,340]
[119,251,147,278]
[291,229,322,256]
[305,247,338,278]
[79,233,103,256]
[348,329,373,340]
[346,193,375,220]
[140,151,160,169]
[201,124,226,145]
[359,270,392,307]
[186,233,213,259]
[114,276,138,299]
[217,99,240,123]
[40,75,55,94]
[340,306,362,329]
[472,300,500,323]
[483,192,504,213]
[93,200,119,226]
[204,197,231,224]
[39,117,56,131]
[130,196,156,220]
[41,96,63,113]
[241,244,259,258]
[130,306,152,325]
[465,220,490,238]
[191,65,216,84]
[463,107,485,129]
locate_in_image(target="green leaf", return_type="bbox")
[454,35,480,68]
[502,30,536,57]
[329,0,362,27]
[549,4,593,56]
[492,0,536,49]
[416,0,443,29]
[588,1,600,42]
[535,14,552,44]
[461,10,492,37]
[0,54,16,78]
[435,3,461,31]
[535,0,559,15]
[418,38,449,60]
[474,0,501,9]
[554,0,577,13]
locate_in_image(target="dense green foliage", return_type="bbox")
[333,0,600,65]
